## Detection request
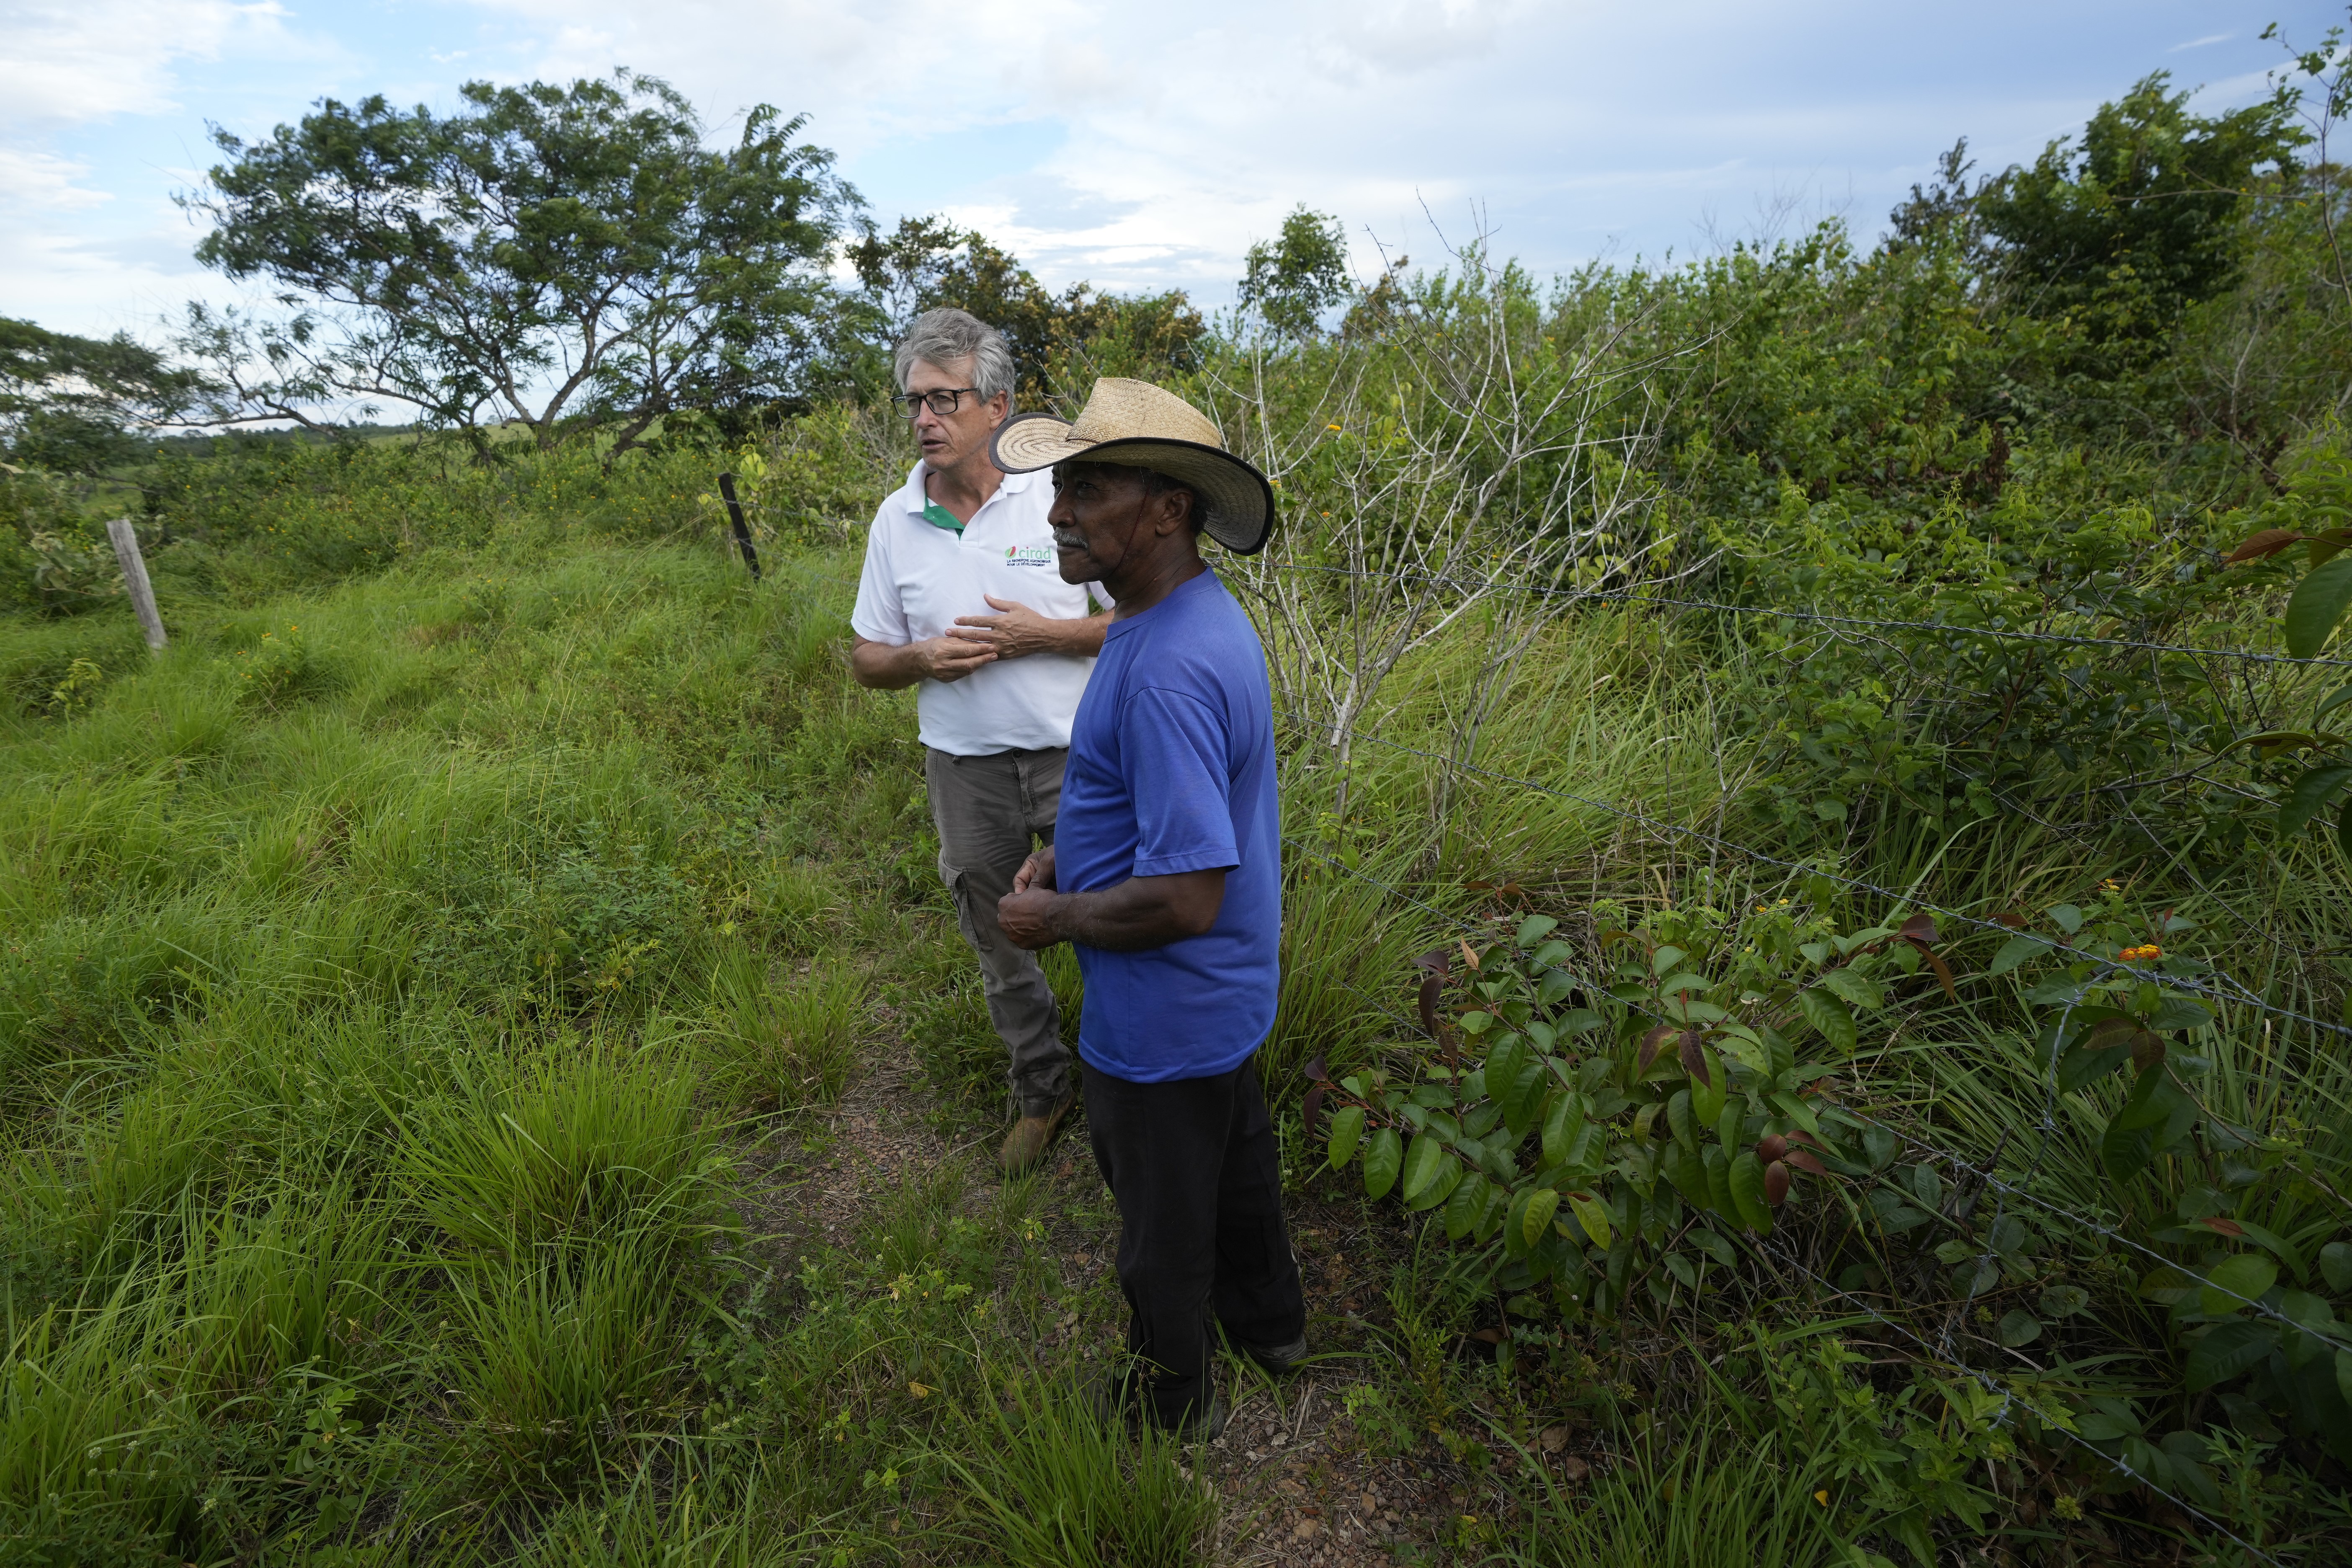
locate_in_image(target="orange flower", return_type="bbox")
[2120,944,2161,962]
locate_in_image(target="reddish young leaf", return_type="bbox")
[1787,1150,1828,1177]
[1637,1024,1677,1074]
[1898,913,1939,946]
[2196,1216,2247,1238]
[1914,943,1961,1003]
[1677,1029,1713,1088]
[2226,527,2310,565]
[1996,910,2029,929]
[1304,1054,1331,1085]
[2130,1030,2168,1073]
[1788,1128,1827,1150]
[1303,1085,1326,1138]
[1764,1160,1792,1206]
[1413,950,1451,1037]
[1756,1132,1789,1164]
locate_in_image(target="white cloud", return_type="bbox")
[2171,33,2232,52]
[0,0,291,130]
[0,147,111,210]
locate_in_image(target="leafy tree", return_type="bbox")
[1238,206,1351,339]
[846,215,1204,407]
[183,72,857,452]
[0,317,207,475]
[1976,73,2303,356]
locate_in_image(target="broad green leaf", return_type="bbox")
[1654,971,1713,995]
[2058,1044,2131,1093]
[1689,1047,1729,1124]
[1326,1106,1364,1170]
[1564,1191,1611,1249]
[2279,765,2352,838]
[1484,1033,1530,1104]
[1989,933,2054,976]
[2148,996,2214,1032]
[1663,1251,1698,1289]
[1998,1311,2043,1347]
[1500,1061,1550,1139]
[2099,1111,2156,1184]
[1819,967,1883,1011]
[2200,1253,2279,1316]
[1443,1170,1491,1240]
[2339,1349,2352,1411]
[1399,1132,1449,1203]
[1660,1142,1711,1207]
[1362,1127,1402,1200]
[1541,1092,1586,1169]
[1728,1149,1773,1231]
[2284,553,2352,658]
[1522,1186,1562,1251]
[1767,1091,1822,1135]
[1689,1225,1736,1267]
[1516,914,1560,947]
[1797,988,1857,1055]
[2048,903,2085,935]
[1651,945,1687,976]
[2040,1284,2091,1318]
[1666,1088,1697,1148]
[2322,1241,2352,1295]
[1703,1145,1735,1218]
[2184,1320,2275,1392]
[1404,1155,1462,1212]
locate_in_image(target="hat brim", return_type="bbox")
[991,412,1275,556]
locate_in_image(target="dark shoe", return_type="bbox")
[1085,1368,1228,1442]
[999,1090,1075,1175]
[1232,1333,1308,1375]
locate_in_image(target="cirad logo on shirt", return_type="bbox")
[1002,544,1055,567]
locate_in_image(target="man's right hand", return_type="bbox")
[849,632,996,689]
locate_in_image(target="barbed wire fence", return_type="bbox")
[1247,549,2350,1564]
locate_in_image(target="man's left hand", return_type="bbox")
[954,596,1068,660]
[997,887,1060,950]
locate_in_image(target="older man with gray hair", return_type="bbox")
[849,307,1111,1171]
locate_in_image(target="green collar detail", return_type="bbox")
[920,500,964,535]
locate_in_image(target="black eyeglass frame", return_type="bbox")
[892,387,987,418]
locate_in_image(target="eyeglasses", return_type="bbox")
[892,387,983,418]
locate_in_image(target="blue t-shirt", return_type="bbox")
[1056,568,1281,1083]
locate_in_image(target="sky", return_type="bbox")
[1,0,2342,346]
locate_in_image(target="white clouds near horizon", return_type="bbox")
[0,0,2340,340]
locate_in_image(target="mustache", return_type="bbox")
[1051,531,1087,550]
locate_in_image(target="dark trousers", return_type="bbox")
[1083,1056,1305,1427]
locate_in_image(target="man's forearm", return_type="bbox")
[849,638,922,690]
[1055,611,1110,658]
[1023,869,1224,951]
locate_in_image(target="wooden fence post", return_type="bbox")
[105,517,168,652]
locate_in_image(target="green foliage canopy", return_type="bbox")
[185,72,857,451]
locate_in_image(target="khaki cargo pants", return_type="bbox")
[924,746,1070,1117]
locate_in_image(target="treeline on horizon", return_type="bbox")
[2,26,2347,500]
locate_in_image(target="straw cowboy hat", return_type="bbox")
[990,378,1276,555]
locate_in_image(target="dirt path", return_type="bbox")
[743,1043,1566,1566]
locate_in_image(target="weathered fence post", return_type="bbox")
[716,472,761,581]
[105,517,168,651]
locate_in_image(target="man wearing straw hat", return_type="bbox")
[849,307,1113,1175]
[993,378,1306,1440]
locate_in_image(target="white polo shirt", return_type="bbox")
[851,462,1109,756]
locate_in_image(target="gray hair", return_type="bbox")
[893,308,1016,402]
